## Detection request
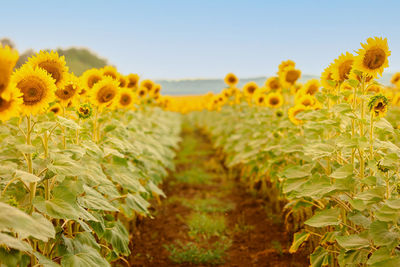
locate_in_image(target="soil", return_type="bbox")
[128,127,309,267]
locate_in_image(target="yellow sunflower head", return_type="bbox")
[331,52,354,82]
[300,79,320,95]
[243,81,258,97]
[27,50,68,87]
[48,102,62,116]
[11,65,56,115]
[0,84,23,122]
[354,37,390,78]
[278,60,296,74]
[80,68,103,93]
[89,76,120,110]
[288,104,308,125]
[224,73,239,87]
[101,66,119,80]
[266,92,284,108]
[118,88,138,110]
[126,73,140,90]
[252,92,267,107]
[348,69,374,84]
[0,45,19,95]
[320,64,335,91]
[391,73,400,86]
[151,83,162,97]
[265,76,281,92]
[55,73,83,107]
[296,94,316,107]
[140,79,154,92]
[118,74,127,88]
[392,92,400,106]
[76,103,93,119]
[366,84,382,94]
[137,86,148,98]
[279,66,301,88]
[368,94,388,117]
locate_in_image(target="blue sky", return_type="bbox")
[2,0,400,79]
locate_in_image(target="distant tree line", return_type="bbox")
[1,37,109,75]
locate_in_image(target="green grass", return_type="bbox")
[187,212,226,237]
[174,168,214,185]
[184,198,235,213]
[164,239,231,265]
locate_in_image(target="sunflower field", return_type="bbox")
[1,36,400,266]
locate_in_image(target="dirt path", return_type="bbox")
[128,125,308,267]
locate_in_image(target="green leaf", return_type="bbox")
[282,164,313,179]
[305,208,340,228]
[310,246,331,267]
[34,252,61,267]
[336,234,370,250]
[61,237,109,267]
[0,202,55,241]
[57,116,81,130]
[289,231,310,253]
[330,164,353,179]
[0,233,32,252]
[103,221,130,256]
[15,170,40,183]
[79,186,118,212]
[369,221,399,246]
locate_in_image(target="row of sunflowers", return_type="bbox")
[0,45,181,266]
[190,37,400,266]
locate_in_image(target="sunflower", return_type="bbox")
[55,73,83,107]
[243,82,258,97]
[76,103,93,119]
[118,88,137,109]
[126,74,140,90]
[354,37,390,78]
[348,69,373,84]
[368,94,388,117]
[81,68,103,92]
[11,65,56,115]
[0,45,19,95]
[341,82,353,91]
[0,85,23,122]
[117,74,127,88]
[331,52,354,82]
[101,66,119,80]
[288,104,307,125]
[224,73,239,87]
[27,50,68,87]
[253,92,267,107]
[140,79,154,92]
[89,76,120,110]
[222,88,232,98]
[279,66,301,88]
[300,79,320,95]
[278,60,295,74]
[265,76,281,92]
[296,94,316,107]
[391,73,400,86]
[48,102,62,116]
[320,64,335,91]
[137,86,148,98]
[151,84,162,97]
[366,84,382,94]
[266,92,284,108]
[392,92,400,106]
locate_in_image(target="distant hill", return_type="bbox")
[157,73,394,95]
[56,48,108,76]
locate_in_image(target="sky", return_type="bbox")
[2,0,400,79]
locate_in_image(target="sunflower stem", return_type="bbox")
[26,115,36,215]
